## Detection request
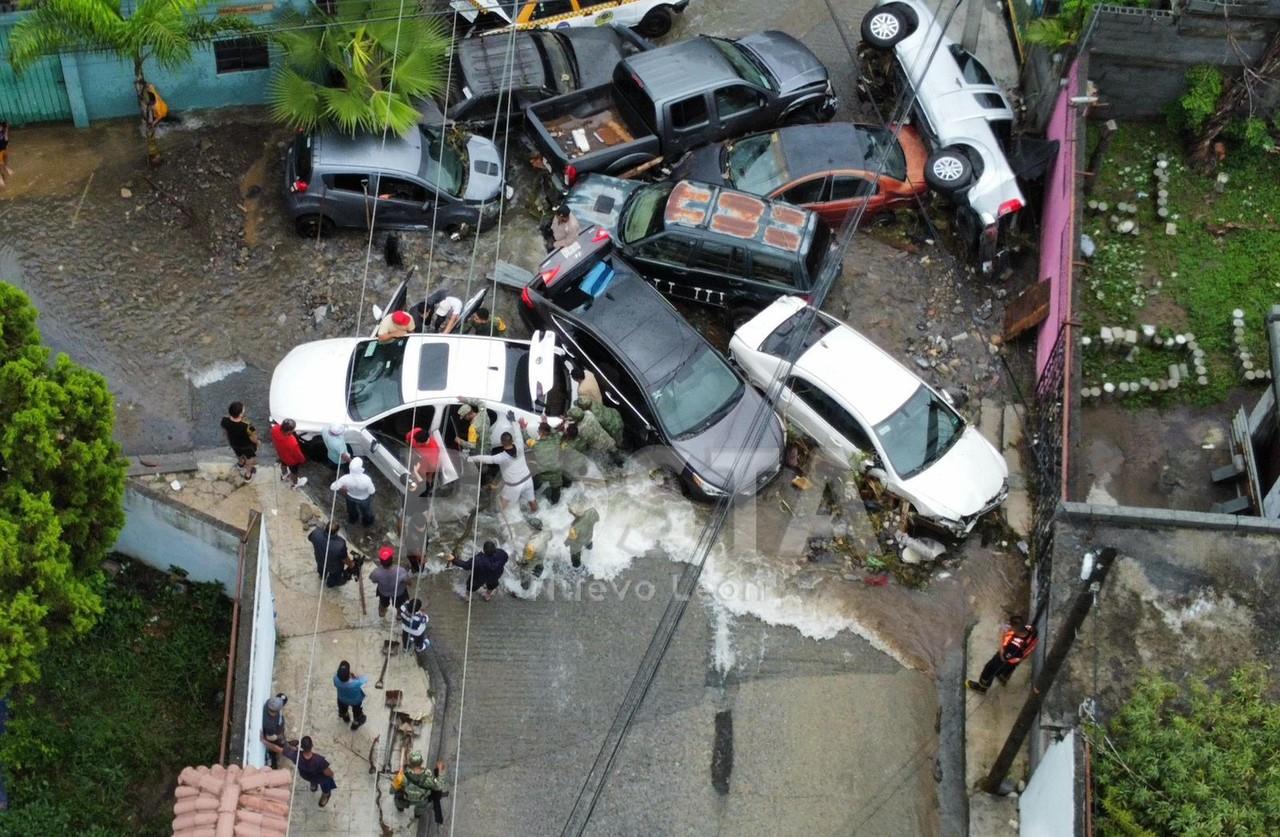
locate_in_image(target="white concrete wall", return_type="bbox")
[1020,731,1076,837]
[114,484,242,595]
[242,522,277,768]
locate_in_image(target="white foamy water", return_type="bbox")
[186,359,245,387]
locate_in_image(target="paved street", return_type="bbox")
[0,0,1029,833]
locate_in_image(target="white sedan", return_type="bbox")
[269,281,577,494]
[730,296,1007,536]
[452,0,688,37]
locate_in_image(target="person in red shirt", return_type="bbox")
[272,418,309,488]
[406,427,439,496]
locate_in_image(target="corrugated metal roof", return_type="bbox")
[664,180,812,253]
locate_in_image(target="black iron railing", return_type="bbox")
[1029,324,1070,607]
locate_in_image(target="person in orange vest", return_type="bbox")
[967,623,1038,693]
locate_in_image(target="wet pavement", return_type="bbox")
[0,0,1033,832]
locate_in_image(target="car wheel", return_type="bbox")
[925,147,974,194]
[294,214,335,238]
[861,4,916,49]
[636,5,674,37]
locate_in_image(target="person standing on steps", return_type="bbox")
[220,401,258,482]
[333,660,368,730]
[260,693,288,769]
[447,541,509,601]
[270,419,308,488]
[265,736,337,807]
[967,623,1039,693]
[308,520,349,580]
[399,598,430,653]
[370,545,410,618]
[323,423,351,474]
[565,501,600,570]
[330,456,376,528]
[393,753,448,823]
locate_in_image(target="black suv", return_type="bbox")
[518,227,784,500]
[566,177,838,320]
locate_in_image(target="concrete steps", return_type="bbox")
[977,400,1031,539]
[964,616,1029,837]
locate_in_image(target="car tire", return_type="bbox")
[294,214,335,238]
[925,147,974,194]
[861,4,916,49]
[636,5,674,37]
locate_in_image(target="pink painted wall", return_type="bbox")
[1035,59,1081,374]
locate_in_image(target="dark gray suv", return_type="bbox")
[283,124,508,237]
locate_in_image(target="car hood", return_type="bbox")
[899,426,1008,522]
[670,386,784,496]
[736,31,829,96]
[566,174,641,233]
[669,143,726,187]
[463,135,505,202]
[269,339,358,434]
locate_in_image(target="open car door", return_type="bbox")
[369,277,410,337]
[354,428,414,493]
[528,330,573,417]
[457,286,489,328]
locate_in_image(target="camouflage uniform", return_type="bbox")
[520,527,553,585]
[564,503,600,569]
[393,755,447,819]
[459,403,491,453]
[588,401,624,447]
[568,406,615,455]
[527,429,565,504]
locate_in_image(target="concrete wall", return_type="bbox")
[240,518,276,768]
[114,481,244,595]
[1020,731,1080,837]
[1088,5,1279,119]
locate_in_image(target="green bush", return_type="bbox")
[1091,666,1280,836]
[1171,65,1224,133]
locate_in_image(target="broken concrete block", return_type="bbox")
[1165,222,1177,236]
[1141,324,1157,343]
[1100,326,1114,344]
[1124,329,1138,345]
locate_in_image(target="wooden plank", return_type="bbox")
[1002,279,1052,342]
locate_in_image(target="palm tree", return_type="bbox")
[268,0,449,137]
[8,0,254,165]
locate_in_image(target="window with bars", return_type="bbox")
[214,37,269,74]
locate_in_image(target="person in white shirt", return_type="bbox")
[468,420,537,516]
[430,296,463,334]
[331,457,376,527]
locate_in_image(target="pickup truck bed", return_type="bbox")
[526,83,659,179]
[544,109,637,159]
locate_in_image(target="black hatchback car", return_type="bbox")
[566,177,838,321]
[518,227,784,500]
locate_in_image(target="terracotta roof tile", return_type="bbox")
[172,763,292,837]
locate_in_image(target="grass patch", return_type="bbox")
[1080,122,1279,405]
[0,560,231,837]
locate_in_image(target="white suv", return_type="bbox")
[730,297,1008,536]
[860,0,1025,274]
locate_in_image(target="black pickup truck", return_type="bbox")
[524,31,836,189]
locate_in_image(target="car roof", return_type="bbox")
[624,37,739,101]
[792,314,921,426]
[457,30,546,94]
[559,255,704,386]
[774,123,893,179]
[665,180,813,254]
[400,334,518,403]
[313,128,423,178]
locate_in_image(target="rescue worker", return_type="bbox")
[468,425,537,518]
[582,397,624,448]
[447,541,510,601]
[967,623,1039,693]
[571,366,601,404]
[567,406,615,457]
[465,306,507,336]
[519,519,552,587]
[527,421,565,505]
[564,501,600,570]
[547,203,581,251]
[392,753,448,823]
[406,427,441,495]
[454,401,491,454]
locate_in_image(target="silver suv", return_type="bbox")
[283,124,507,237]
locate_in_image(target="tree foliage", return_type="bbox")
[8,0,252,163]
[1091,666,1280,836]
[1024,0,1150,50]
[268,0,449,136]
[0,282,126,693]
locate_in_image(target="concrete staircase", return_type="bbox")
[977,400,1031,539]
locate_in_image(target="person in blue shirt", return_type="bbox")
[334,660,368,730]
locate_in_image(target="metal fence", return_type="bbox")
[1029,323,1070,606]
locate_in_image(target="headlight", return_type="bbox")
[689,470,727,497]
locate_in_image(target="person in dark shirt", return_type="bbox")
[264,735,337,807]
[446,540,509,601]
[308,521,350,584]
[220,401,258,482]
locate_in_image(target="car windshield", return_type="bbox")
[650,346,743,439]
[620,183,673,244]
[709,38,773,91]
[872,385,965,479]
[418,125,465,198]
[861,127,907,181]
[347,339,407,421]
[727,133,789,194]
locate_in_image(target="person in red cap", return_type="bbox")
[271,418,308,488]
[376,309,416,343]
[369,545,410,618]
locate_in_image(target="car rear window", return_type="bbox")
[504,345,534,412]
[804,221,833,282]
[952,46,995,85]
[418,343,449,390]
[760,307,835,357]
[292,134,313,179]
[861,127,907,182]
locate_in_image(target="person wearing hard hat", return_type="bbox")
[393,753,448,822]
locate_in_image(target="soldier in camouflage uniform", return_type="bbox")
[454,401,492,454]
[526,421,566,505]
[519,518,553,586]
[579,398,624,448]
[564,501,600,570]
[393,752,448,823]
[567,406,615,457]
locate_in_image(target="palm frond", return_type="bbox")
[319,84,374,135]
[366,89,419,137]
[183,15,257,43]
[9,0,127,71]
[268,68,324,132]
[389,46,443,99]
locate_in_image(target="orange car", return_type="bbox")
[672,122,928,228]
